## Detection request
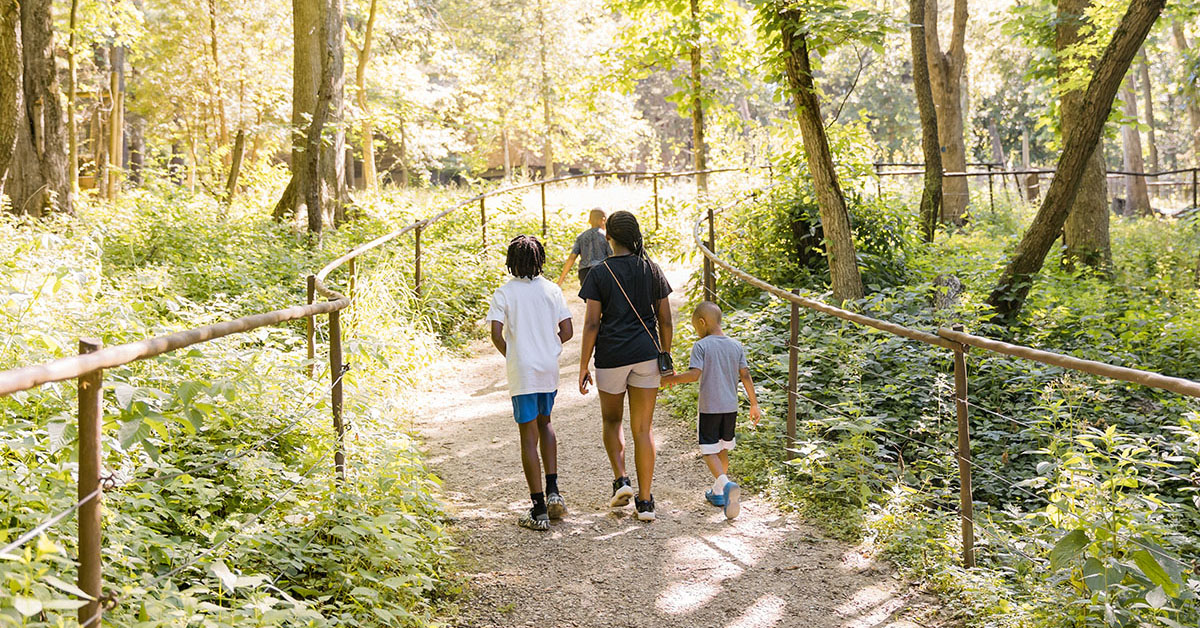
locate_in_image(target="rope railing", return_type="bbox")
[693,193,1200,572]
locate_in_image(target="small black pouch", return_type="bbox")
[657,351,674,375]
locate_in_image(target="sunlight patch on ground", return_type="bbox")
[655,580,721,615]
[726,594,787,628]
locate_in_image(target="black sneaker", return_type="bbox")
[518,508,550,531]
[634,495,656,522]
[610,477,635,508]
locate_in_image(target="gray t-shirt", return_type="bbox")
[690,334,749,414]
[572,227,613,269]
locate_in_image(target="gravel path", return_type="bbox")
[415,269,942,628]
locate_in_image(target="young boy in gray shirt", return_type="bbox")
[661,301,761,519]
[556,208,613,287]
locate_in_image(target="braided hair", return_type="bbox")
[605,210,647,259]
[505,235,546,279]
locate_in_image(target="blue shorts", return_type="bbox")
[512,391,557,424]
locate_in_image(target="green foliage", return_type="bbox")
[690,185,1200,627]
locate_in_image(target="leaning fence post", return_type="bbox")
[540,182,547,237]
[414,223,423,300]
[77,339,103,626]
[786,293,799,460]
[951,324,976,568]
[652,174,660,230]
[306,275,315,378]
[329,311,345,480]
[987,167,995,214]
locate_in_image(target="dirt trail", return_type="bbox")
[415,269,940,628]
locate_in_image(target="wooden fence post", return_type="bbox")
[703,207,716,301]
[540,182,547,237]
[952,323,976,568]
[1192,168,1197,209]
[787,295,799,460]
[77,339,103,626]
[652,174,660,230]
[329,311,345,480]
[414,224,423,300]
[480,197,486,249]
[347,258,357,310]
[305,275,315,378]
[987,167,995,214]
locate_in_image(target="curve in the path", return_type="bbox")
[415,267,941,628]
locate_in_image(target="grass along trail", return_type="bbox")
[414,267,943,628]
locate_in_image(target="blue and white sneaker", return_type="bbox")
[704,489,726,507]
[722,481,741,520]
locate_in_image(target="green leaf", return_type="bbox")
[13,596,42,617]
[1082,558,1124,592]
[1049,529,1090,570]
[1146,585,1168,610]
[211,559,238,592]
[44,575,94,600]
[1132,550,1179,597]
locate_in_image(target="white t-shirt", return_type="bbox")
[486,277,572,397]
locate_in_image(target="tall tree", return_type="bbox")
[910,0,941,243]
[1138,56,1159,172]
[354,0,379,191]
[924,0,970,225]
[0,1,18,186]
[275,0,345,231]
[537,0,554,180]
[1058,0,1110,271]
[66,0,80,196]
[8,0,70,216]
[1171,23,1200,163]
[987,0,1165,322]
[1120,77,1151,215]
[689,0,707,193]
[771,7,865,302]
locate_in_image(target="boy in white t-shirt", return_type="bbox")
[487,235,574,531]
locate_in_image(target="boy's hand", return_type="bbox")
[749,403,762,427]
[579,369,593,395]
[659,374,675,388]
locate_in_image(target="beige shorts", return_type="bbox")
[595,358,660,394]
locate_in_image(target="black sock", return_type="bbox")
[545,474,559,495]
[531,492,547,516]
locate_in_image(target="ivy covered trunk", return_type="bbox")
[924,0,969,225]
[779,23,864,303]
[689,0,706,194]
[1058,0,1110,272]
[8,0,70,216]
[987,0,1165,322]
[909,0,941,243]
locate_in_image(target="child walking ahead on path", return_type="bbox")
[487,235,574,531]
[557,208,613,288]
[661,301,760,520]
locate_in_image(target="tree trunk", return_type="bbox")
[0,1,19,189]
[1138,56,1158,172]
[398,108,409,186]
[106,45,123,200]
[9,0,69,216]
[206,0,228,149]
[66,0,79,196]
[910,0,942,243]
[689,0,707,194]
[924,0,969,224]
[538,0,554,180]
[779,21,864,302]
[1172,23,1200,163]
[1058,0,1110,272]
[276,0,343,226]
[502,126,511,180]
[1120,79,1151,215]
[987,0,1165,322]
[303,0,337,235]
[225,128,244,203]
[355,0,378,192]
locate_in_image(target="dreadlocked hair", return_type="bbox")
[605,211,647,259]
[505,235,546,279]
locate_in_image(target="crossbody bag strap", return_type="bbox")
[602,259,662,353]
